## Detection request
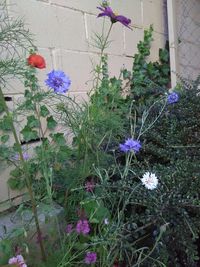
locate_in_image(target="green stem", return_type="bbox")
[95,23,113,90]
[34,99,64,251]
[0,87,47,262]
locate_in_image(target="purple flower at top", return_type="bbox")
[45,70,71,94]
[119,138,142,153]
[84,252,97,265]
[167,92,179,104]
[65,224,73,234]
[76,219,90,235]
[97,6,132,29]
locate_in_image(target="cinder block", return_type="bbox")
[9,0,60,48]
[148,32,166,62]
[0,163,10,203]
[36,48,54,89]
[86,14,124,55]
[0,202,64,264]
[143,0,165,34]
[50,0,103,14]
[108,55,133,78]
[125,27,144,57]
[9,0,87,51]
[53,49,98,92]
[52,6,88,51]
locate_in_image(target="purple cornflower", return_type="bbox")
[84,252,97,265]
[76,219,90,235]
[85,180,95,192]
[119,138,142,153]
[167,92,179,104]
[45,70,71,93]
[65,224,73,234]
[97,6,132,29]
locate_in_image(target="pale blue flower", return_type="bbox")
[119,138,142,153]
[167,92,179,104]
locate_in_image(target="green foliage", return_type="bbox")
[20,125,39,142]
[91,78,200,266]
[1,134,9,143]
[0,1,34,87]
[81,198,110,224]
[0,1,199,266]
[40,105,50,117]
[0,115,12,131]
[0,240,13,265]
[127,25,170,111]
[8,167,26,190]
[47,115,57,129]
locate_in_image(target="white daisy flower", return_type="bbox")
[104,218,109,225]
[141,172,158,190]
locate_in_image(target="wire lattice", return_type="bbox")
[176,0,200,81]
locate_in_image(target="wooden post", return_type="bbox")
[167,0,179,88]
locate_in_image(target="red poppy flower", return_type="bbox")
[27,54,46,69]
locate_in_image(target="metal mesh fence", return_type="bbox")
[176,0,200,81]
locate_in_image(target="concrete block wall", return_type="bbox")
[6,0,167,96]
[0,0,167,210]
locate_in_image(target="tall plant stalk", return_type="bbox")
[0,87,47,262]
[94,23,113,91]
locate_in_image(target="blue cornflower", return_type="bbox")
[167,92,179,104]
[45,70,71,93]
[119,138,142,153]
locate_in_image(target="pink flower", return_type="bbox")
[84,252,97,264]
[76,219,90,235]
[8,254,27,267]
[8,257,18,264]
[65,224,73,234]
[85,180,95,192]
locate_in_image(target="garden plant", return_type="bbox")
[0,1,200,267]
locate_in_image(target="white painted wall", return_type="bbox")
[0,0,167,210]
